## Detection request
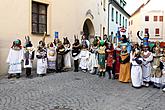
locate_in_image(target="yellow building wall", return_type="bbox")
[0,0,108,75]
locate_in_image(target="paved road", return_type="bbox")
[0,71,165,110]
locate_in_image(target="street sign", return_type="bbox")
[54,32,59,38]
[120,27,126,33]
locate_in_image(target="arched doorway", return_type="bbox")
[83,19,95,41]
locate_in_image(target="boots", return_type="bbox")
[108,72,111,79]
[26,68,31,78]
[112,74,116,80]
[99,71,102,77]
[103,71,106,77]
[8,74,13,79]
[16,73,20,79]
[74,60,79,72]
[92,67,97,75]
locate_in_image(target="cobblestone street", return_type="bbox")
[0,71,165,110]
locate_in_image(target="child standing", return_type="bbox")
[7,39,24,79]
[106,43,116,79]
[23,36,35,78]
[98,40,106,77]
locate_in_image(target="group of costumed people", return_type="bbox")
[6,32,165,92]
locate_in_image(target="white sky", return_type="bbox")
[125,0,145,15]
[125,0,165,15]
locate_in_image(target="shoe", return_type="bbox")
[103,72,105,77]
[82,70,87,73]
[162,88,165,92]
[8,74,12,79]
[16,73,20,79]
[145,83,149,87]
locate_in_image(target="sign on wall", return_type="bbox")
[54,32,59,38]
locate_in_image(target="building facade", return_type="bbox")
[108,0,130,43]
[0,0,109,75]
[128,0,165,43]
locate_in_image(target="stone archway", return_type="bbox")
[83,19,95,41]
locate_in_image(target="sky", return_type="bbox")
[125,0,145,15]
[125,0,165,15]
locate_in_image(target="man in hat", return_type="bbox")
[7,39,24,79]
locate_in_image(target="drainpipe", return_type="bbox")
[108,0,113,42]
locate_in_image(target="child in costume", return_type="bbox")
[63,37,72,71]
[98,40,106,77]
[88,39,98,75]
[36,35,47,76]
[106,43,116,79]
[119,45,131,83]
[56,41,65,73]
[131,50,143,88]
[23,36,35,78]
[141,45,153,87]
[7,39,24,79]
[114,43,121,78]
[72,35,81,72]
[47,42,56,73]
[79,41,90,73]
[151,41,162,88]
[160,48,165,92]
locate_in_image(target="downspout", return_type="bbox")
[108,0,113,42]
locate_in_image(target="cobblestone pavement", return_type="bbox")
[0,71,165,110]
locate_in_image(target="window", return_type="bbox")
[155,28,160,36]
[159,16,163,22]
[103,0,106,11]
[154,16,157,21]
[119,14,121,25]
[111,8,114,21]
[145,28,149,34]
[116,11,118,24]
[123,16,124,27]
[131,20,133,25]
[32,2,47,34]
[125,19,127,28]
[145,16,149,21]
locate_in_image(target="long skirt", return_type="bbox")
[37,59,47,74]
[119,62,131,82]
[131,65,143,87]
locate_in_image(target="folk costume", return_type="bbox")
[142,46,153,87]
[56,41,65,73]
[47,42,56,73]
[23,36,35,77]
[98,40,106,77]
[36,35,47,76]
[6,39,24,79]
[160,53,165,92]
[114,45,121,76]
[63,37,72,70]
[151,42,162,88]
[72,35,81,72]
[131,51,143,88]
[79,41,90,72]
[119,46,131,83]
[88,39,98,75]
[106,43,116,79]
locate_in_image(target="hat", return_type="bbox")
[25,36,33,47]
[100,40,104,46]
